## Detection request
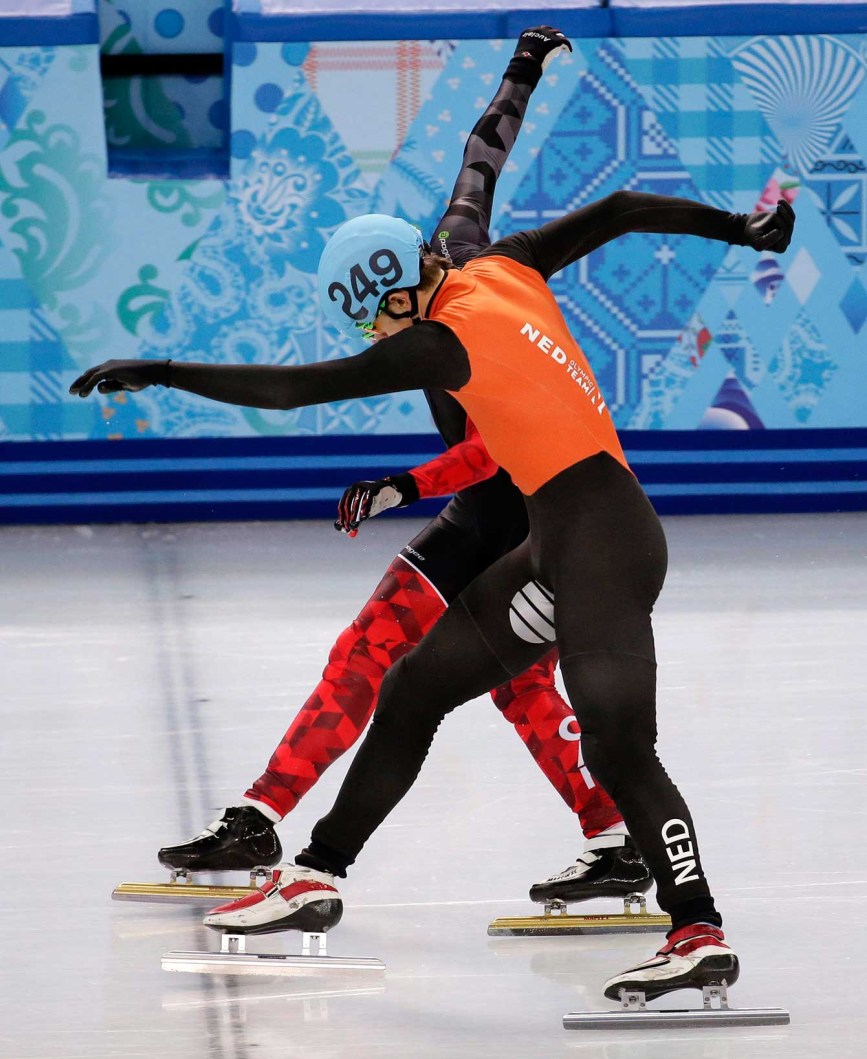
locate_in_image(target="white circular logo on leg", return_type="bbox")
[509,580,555,644]
[558,716,581,741]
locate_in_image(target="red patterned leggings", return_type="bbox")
[246,556,621,838]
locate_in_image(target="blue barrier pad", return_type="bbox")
[229,0,867,42]
[3,430,864,523]
[230,0,612,42]
[0,0,97,46]
[0,0,90,12]
[609,0,867,37]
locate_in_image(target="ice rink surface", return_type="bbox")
[1,512,865,1059]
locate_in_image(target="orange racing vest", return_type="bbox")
[427,256,630,495]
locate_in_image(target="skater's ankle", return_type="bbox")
[667,898,723,935]
[583,828,628,852]
[240,797,282,825]
[296,842,349,879]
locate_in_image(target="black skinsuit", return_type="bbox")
[165,186,770,931]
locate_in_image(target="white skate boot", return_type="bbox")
[203,864,342,936]
[161,864,384,975]
[603,923,738,1001]
[564,924,788,1029]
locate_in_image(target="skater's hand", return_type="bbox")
[743,199,795,253]
[513,26,573,68]
[335,477,405,536]
[69,358,172,397]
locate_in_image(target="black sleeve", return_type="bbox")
[478,190,750,280]
[168,321,471,410]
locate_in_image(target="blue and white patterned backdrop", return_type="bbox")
[1,28,866,442]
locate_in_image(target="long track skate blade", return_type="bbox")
[488,910,671,936]
[564,1006,790,1029]
[113,882,259,904]
[161,950,385,976]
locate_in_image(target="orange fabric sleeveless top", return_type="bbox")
[427,256,630,495]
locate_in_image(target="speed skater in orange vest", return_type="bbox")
[156,27,645,906]
[71,40,795,1001]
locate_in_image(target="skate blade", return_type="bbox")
[161,950,385,976]
[564,1006,790,1029]
[565,984,789,1029]
[488,910,671,937]
[113,881,260,905]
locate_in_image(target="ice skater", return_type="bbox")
[156,26,646,907]
[71,82,795,1006]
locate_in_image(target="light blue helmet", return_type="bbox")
[318,214,425,336]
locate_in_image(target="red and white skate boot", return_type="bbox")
[603,923,739,1002]
[203,865,342,936]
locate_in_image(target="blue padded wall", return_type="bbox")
[1,0,865,521]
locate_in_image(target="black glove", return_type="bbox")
[335,472,419,536]
[69,358,172,397]
[506,26,572,85]
[742,199,795,253]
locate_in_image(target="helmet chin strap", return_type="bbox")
[380,287,421,324]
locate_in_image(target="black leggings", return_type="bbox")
[301,456,720,931]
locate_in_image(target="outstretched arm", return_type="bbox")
[69,320,471,406]
[484,191,795,279]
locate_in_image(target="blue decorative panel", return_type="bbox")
[3,27,867,444]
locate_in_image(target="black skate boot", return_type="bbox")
[529,835,652,904]
[158,806,282,871]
